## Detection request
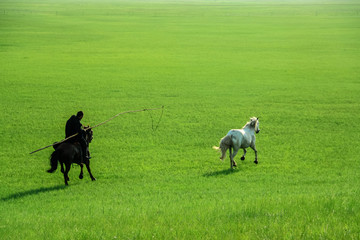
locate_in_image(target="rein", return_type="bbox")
[30,106,164,154]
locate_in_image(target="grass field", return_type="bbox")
[1,0,360,239]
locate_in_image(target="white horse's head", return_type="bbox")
[250,117,260,134]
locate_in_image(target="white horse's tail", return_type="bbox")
[213,134,232,161]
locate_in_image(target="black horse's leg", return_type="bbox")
[85,162,96,181]
[229,147,233,169]
[79,163,84,179]
[60,162,65,174]
[64,163,71,185]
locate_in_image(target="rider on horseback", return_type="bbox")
[65,111,90,162]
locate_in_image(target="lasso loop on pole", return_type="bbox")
[30,106,164,154]
[146,105,164,132]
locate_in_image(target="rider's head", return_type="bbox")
[77,111,84,120]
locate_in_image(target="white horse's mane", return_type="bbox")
[243,117,258,128]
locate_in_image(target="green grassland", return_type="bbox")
[1,0,359,239]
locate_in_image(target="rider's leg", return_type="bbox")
[80,138,90,161]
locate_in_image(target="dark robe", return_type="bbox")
[65,115,83,140]
[65,115,88,161]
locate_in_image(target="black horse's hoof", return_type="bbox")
[241,157,245,160]
[254,160,258,164]
[91,178,96,181]
[79,175,83,179]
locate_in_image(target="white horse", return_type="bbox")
[213,117,260,169]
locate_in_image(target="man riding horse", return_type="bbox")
[65,111,90,162]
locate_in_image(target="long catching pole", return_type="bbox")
[29,106,164,154]
[88,106,164,130]
[29,132,80,155]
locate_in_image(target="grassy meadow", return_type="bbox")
[1,0,360,239]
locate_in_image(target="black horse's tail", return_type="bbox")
[47,150,60,173]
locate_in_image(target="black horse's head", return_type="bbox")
[84,126,93,144]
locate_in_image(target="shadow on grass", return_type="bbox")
[1,185,67,202]
[203,168,240,177]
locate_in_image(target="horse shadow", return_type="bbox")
[1,185,67,202]
[203,168,240,177]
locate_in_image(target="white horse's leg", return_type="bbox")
[229,147,233,169]
[232,148,239,167]
[251,144,258,164]
[241,149,247,160]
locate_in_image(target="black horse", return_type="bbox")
[47,127,96,185]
